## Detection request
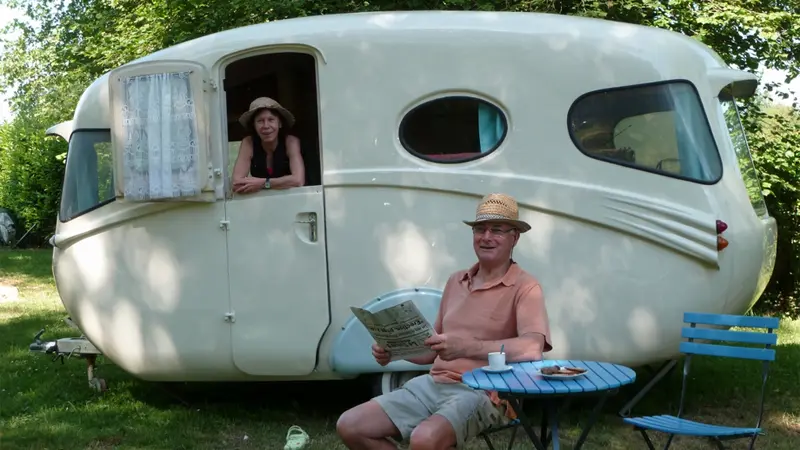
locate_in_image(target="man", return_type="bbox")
[337,193,553,450]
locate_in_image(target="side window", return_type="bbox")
[399,96,507,163]
[108,62,213,202]
[569,81,723,183]
[719,96,768,217]
[60,130,115,221]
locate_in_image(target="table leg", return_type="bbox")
[546,399,560,450]
[506,397,547,450]
[540,407,550,447]
[573,390,614,449]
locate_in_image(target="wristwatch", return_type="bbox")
[263,177,271,189]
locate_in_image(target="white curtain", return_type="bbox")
[120,71,201,201]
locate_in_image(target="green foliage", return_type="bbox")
[742,102,800,319]
[0,116,67,246]
[0,0,797,313]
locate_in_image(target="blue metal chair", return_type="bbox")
[623,312,780,450]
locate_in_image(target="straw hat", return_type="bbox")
[238,97,295,130]
[463,193,531,233]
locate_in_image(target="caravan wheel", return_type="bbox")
[371,371,426,397]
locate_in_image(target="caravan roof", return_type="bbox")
[65,11,756,132]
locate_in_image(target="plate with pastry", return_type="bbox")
[536,364,589,379]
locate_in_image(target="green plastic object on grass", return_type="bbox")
[284,425,310,450]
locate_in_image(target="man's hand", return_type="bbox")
[233,177,264,193]
[425,333,480,361]
[372,343,391,366]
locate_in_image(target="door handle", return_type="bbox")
[295,212,317,242]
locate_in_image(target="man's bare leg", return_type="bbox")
[408,414,458,450]
[337,400,401,450]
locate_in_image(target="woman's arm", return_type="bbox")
[232,137,253,186]
[268,135,306,189]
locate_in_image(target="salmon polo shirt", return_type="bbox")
[428,261,553,419]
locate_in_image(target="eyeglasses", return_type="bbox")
[472,226,516,236]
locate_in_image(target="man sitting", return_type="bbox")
[337,193,554,450]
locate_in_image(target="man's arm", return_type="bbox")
[406,352,437,365]
[465,282,552,362]
[462,332,546,362]
[404,277,451,366]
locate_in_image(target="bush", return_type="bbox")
[0,116,67,247]
[744,102,800,319]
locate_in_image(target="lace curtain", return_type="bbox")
[120,71,201,201]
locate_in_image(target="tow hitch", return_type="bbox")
[29,319,108,392]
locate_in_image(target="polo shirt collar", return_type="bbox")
[461,259,519,289]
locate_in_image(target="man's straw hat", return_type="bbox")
[463,193,531,233]
[238,97,295,130]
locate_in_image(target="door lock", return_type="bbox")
[295,213,318,242]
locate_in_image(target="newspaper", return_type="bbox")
[351,300,436,361]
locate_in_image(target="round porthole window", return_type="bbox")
[399,96,508,163]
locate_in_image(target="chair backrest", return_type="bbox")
[680,312,780,362]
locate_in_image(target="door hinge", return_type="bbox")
[220,219,230,230]
[224,311,235,323]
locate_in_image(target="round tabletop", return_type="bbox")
[462,359,637,395]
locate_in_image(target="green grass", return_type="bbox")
[1,249,798,449]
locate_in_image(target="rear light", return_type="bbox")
[716,219,728,252]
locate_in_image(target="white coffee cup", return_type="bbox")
[488,351,506,370]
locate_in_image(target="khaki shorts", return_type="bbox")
[374,373,508,448]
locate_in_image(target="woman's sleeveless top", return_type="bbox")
[250,134,290,179]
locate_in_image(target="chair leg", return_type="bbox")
[663,433,675,450]
[748,433,759,450]
[482,434,496,450]
[638,429,656,450]
[506,426,517,450]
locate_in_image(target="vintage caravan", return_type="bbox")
[30,11,776,395]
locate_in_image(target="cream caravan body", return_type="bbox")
[34,11,776,394]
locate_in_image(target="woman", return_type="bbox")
[232,97,306,193]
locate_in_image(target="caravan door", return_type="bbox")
[225,186,330,376]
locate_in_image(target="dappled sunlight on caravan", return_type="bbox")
[70,237,112,295]
[128,240,182,312]
[109,301,146,371]
[552,277,597,326]
[366,12,410,28]
[514,206,558,261]
[377,219,457,288]
[627,307,662,352]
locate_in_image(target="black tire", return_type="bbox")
[369,370,426,398]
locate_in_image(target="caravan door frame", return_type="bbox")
[213,44,333,376]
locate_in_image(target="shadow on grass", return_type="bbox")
[0,248,54,287]
[0,305,377,449]
[2,286,798,448]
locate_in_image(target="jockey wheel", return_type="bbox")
[85,354,108,392]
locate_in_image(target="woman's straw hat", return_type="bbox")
[463,193,531,233]
[238,97,295,130]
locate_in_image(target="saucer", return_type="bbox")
[481,365,513,373]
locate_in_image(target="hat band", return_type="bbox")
[474,213,518,222]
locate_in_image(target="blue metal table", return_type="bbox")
[463,360,637,450]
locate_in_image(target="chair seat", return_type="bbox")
[623,415,761,437]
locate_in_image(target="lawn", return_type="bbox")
[1,249,798,449]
